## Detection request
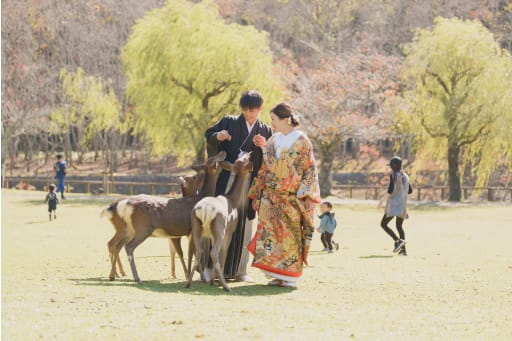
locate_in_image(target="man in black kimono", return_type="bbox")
[204,90,273,281]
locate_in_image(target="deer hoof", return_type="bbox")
[109,276,115,281]
[223,286,232,292]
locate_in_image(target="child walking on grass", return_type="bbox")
[44,184,59,221]
[317,201,339,253]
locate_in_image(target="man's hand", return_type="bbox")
[217,130,232,141]
[253,134,266,148]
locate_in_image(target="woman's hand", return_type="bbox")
[303,197,315,213]
[252,199,260,212]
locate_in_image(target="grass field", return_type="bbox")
[2,190,511,340]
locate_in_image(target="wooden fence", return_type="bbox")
[330,185,512,202]
[2,177,181,196]
[2,177,511,202]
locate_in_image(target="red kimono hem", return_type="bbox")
[252,263,302,278]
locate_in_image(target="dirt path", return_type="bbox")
[2,190,511,340]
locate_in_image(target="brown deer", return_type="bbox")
[186,152,253,292]
[100,172,203,280]
[167,172,205,278]
[101,151,226,284]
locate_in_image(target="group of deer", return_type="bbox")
[100,151,253,292]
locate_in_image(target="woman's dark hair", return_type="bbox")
[239,90,264,109]
[389,156,402,172]
[270,102,300,127]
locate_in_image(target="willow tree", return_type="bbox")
[397,17,512,201]
[122,0,281,162]
[50,67,129,171]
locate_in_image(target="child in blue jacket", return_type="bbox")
[317,201,338,253]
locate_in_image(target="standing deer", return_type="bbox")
[186,152,253,292]
[167,173,205,278]
[101,151,226,284]
[101,172,204,280]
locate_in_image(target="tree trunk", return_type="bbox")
[195,143,206,164]
[317,141,338,198]
[447,142,461,201]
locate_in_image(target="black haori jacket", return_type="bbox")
[205,114,273,220]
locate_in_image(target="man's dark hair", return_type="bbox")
[56,154,63,160]
[239,90,263,109]
[322,201,333,209]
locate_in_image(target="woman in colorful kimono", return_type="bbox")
[248,102,321,288]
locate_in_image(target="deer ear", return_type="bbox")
[191,164,205,172]
[177,176,186,185]
[220,161,232,171]
[216,151,227,161]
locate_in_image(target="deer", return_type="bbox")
[168,172,205,278]
[100,151,226,284]
[186,152,253,292]
[101,172,204,280]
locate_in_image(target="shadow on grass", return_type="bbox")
[69,277,295,296]
[26,220,51,224]
[21,196,118,207]
[359,255,394,259]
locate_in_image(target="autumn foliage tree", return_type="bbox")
[293,48,401,196]
[396,17,512,201]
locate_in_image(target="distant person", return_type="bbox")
[380,156,412,256]
[44,184,59,221]
[317,201,339,253]
[54,154,66,199]
[204,90,273,282]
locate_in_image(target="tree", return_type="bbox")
[293,48,401,197]
[397,17,512,201]
[50,68,129,173]
[122,0,282,162]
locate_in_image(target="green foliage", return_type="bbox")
[50,67,127,145]
[396,17,512,187]
[122,0,282,161]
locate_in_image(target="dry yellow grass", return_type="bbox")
[2,190,511,340]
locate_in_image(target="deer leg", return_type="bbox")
[219,226,236,277]
[116,256,126,277]
[186,216,204,288]
[186,235,195,278]
[124,231,151,284]
[170,237,188,279]
[211,228,231,292]
[108,233,126,281]
[168,240,176,278]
